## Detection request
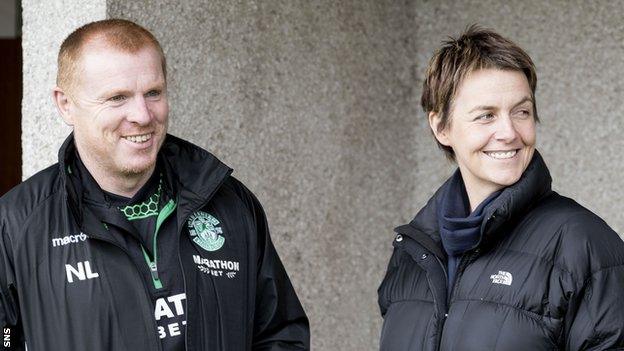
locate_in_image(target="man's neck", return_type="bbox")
[77,152,154,199]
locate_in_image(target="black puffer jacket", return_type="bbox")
[378,152,624,350]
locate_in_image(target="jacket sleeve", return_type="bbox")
[0,222,25,351]
[561,213,624,350]
[241,188,310,351]
[565,264,624,350]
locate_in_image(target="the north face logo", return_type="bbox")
[490,271,513,286]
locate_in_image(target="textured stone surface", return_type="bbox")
[22,0,105,177]
[411,0,624,238]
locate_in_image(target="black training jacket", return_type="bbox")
[0,134,309,351]
[378,151,624,350]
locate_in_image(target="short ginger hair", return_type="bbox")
[56,19,166,91]
[421,25,538,160]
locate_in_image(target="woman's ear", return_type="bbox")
[428,111,451,147]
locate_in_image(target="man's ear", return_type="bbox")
[428,111,451,147]
[52,86,74,126]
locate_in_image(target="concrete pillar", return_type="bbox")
[22,0,105,177]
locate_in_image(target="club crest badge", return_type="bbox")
[187,211,225,252]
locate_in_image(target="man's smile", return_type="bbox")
[123,132,153,144]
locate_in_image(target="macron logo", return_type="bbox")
[490,271,513,286]
[52,233,88,247]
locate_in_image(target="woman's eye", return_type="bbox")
[514,109,531,118]
[146,90,161,98]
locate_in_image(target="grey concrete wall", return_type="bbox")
[22,0,105,177]
[411,0,624,238]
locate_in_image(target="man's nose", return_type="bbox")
[127,96,152,125]
[494,115,517,142]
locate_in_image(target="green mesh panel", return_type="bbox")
[119,176,163,221]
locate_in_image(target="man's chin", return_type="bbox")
[118,159,157,177]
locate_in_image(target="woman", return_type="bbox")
[378,26,624,350]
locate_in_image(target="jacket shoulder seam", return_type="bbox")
[585,263,624,285]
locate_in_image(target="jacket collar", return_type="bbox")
[58,133,233,232]
[395,150,552,258]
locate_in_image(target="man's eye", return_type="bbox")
[516,109,531,118]
[109,95,126,102]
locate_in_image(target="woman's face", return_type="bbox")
[431,68,536,199]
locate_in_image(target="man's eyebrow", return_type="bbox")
[467,96,533,114]
[96,88,132,100]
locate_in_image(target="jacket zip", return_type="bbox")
[177,235,189,351]
[432,254,448,351]
[449,249,480,303]
[141,199,177,289]
[448,212,497,303]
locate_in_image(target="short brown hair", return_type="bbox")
[56,19,166,91]
[421,25,538,160]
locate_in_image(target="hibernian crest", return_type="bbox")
[187,211,225,252]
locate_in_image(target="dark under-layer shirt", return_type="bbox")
[70,152,187,350]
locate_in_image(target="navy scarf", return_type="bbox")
[437,170,501,295]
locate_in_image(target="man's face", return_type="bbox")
[60,43,168,178]
[432,68,536,197]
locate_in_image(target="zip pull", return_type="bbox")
[148,261,159,281]
[142,246,163,289]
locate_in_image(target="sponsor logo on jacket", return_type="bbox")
[52,232,88,247]
[155,293,187,340]
[193,255,239,278]
[490,270,513,286]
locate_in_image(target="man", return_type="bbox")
[0,19,309,351]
